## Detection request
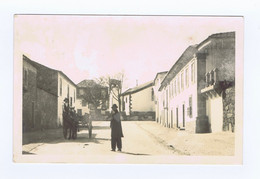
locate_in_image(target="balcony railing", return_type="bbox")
[205,68,219,87]
[201,68,221,98]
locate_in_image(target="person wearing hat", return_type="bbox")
[110,104,124,151]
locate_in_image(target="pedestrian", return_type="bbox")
[110,104,124,152]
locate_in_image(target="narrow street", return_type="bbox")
[23,121,175,155]
[22,121,235,163]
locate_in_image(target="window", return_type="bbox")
[174,80,177,96]
[77,109,82,116]
[60,78,62,96]
[181,72,184,91]
[169,85,171,98]
[191,62,195,83]
[125,97,127,103]
[172,82,174,97]
[185,68,189,88]
[151,88,154,101]
[67,85,70,99]
[188,95,193,117]
[177,76,180,94]
[166,89,168,107]
[70,97,72,106]
[82,100,87,107]
[74,90,75,102]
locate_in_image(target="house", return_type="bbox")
[157,31,235,133]
[23,55,77,129]
[153,71,168,124]
[120,81,155,120]
[76,79,109,118]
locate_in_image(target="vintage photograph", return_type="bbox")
[13,15,243,164]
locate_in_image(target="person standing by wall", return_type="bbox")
[110,104,124,151]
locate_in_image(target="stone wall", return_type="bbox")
[23,63,37,132]
[122,111,155,121]
[223,86,235,132]
[36,88,58,129]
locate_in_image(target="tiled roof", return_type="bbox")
[159,45,198,91]
[23,55,77,87]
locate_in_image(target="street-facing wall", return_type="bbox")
[131,86,155,112]
[23,60,37,132]
[36,88,58,129]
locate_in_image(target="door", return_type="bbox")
[182,104,185,128]
[171,109,173,128]
[176,107,179,128]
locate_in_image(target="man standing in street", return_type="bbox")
[110,104,124,152]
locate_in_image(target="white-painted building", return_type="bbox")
[159,46,199,132]
[57,72,77,126]
[121,81,155,116]
[153,71,168,124]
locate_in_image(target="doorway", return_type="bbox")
[176,107,178,128]
[182,104,185,128]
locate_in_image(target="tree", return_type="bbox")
[94,70,127,112]
[77,80,108,111]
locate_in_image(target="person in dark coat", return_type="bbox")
[110,104,123,151]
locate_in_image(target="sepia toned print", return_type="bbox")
[13,15,243,164]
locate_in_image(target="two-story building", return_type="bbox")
[153,71,168,124]
[157,31,236,133]
[159,45,198,131]
[120,81,155,120]
[199,32,235,133]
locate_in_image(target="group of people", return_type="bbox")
[63,98,124,151]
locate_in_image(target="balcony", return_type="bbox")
[201,68,222,98]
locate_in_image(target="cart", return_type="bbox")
[77,113,92,139]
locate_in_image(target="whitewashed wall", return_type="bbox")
[57,72,77,126]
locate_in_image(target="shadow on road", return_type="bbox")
[93,126,110,130]
[119,151,150,156]
[22,151,36,155]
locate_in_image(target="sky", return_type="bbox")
[14,15,242,91]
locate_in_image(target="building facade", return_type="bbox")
[157,32,235,133]
[153,71,168,124]
[159,46,198,132]
[199,32,235,133]
[23,55,77,130]
[121,81,155,120]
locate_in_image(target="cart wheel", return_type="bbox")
[88,125,92,139]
